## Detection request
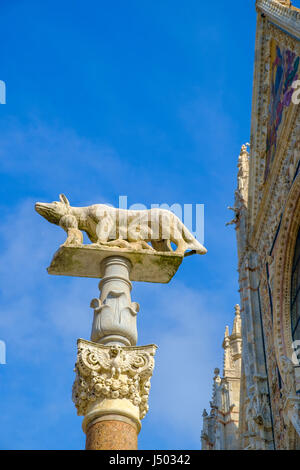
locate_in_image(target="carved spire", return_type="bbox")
[223,330,233,375]
[232,304,242,337]
[237,143,250,204]
[202,307,243,449]
[222,305,243,377]
[223,325,230,348]
[226,144,250,227]
[211,367,222,408]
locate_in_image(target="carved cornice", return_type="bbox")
[257,0,300,39]
[72,339,157,431]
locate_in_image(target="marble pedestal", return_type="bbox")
[47,244,183,283]
[36,194,207,450]
[48,246,166,450]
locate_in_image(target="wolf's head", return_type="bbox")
[35,194,70,225]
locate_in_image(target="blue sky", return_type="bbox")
[0,0,257,450]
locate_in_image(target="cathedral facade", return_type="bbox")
[202,0,300,450]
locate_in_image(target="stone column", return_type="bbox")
[90,256,139,347]
[46,244,183,450]
[72,256,157,450]
[72,339,157,450]
[36,195,207,450]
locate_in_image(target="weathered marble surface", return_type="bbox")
[72,339,157,433]
[90,256,138,346]
[47,244,183,283]
[35,194,207,256]
[85,419,138,450]
[207,0,300,449]
[35,194,207,449]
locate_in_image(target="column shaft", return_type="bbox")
[86,418,138,450]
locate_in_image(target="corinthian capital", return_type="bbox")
[72,339,157,432]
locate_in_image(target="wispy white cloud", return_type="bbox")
[0,118,125,203]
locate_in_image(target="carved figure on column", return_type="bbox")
[35,194,207,255]
[35,194,207,450]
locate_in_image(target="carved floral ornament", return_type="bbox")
[72,339,157,423]
[253,126,300,263]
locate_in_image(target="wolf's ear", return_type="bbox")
[59,194,70,206]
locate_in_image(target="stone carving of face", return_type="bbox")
[35,194,70,224]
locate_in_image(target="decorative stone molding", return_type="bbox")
[252,119,300,262]
[277,1,292,7]
[288,139,300,184]
[281,356,297,397]
[247,10,300,243]
[72,339,157,432]
[273,174,300,370]
[235,250,275,449]
[257,1,300,37]
[284,396,300,437]
[261,174,300,445]
[90,256,139,346]
[281,356,300,440]
[244,383,273,450]
[223,1,300,450]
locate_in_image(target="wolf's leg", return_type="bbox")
[173,239,187,255]
[60,215,83,246]
[94,216,114,245]
[64,228,83,246]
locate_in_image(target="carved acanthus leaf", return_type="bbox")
[72,339,157,420]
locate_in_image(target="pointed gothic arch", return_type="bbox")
[273,172,300,390]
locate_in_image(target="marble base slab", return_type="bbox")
[47,244,183,283]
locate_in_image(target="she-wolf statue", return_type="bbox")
[35,194,207,256]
